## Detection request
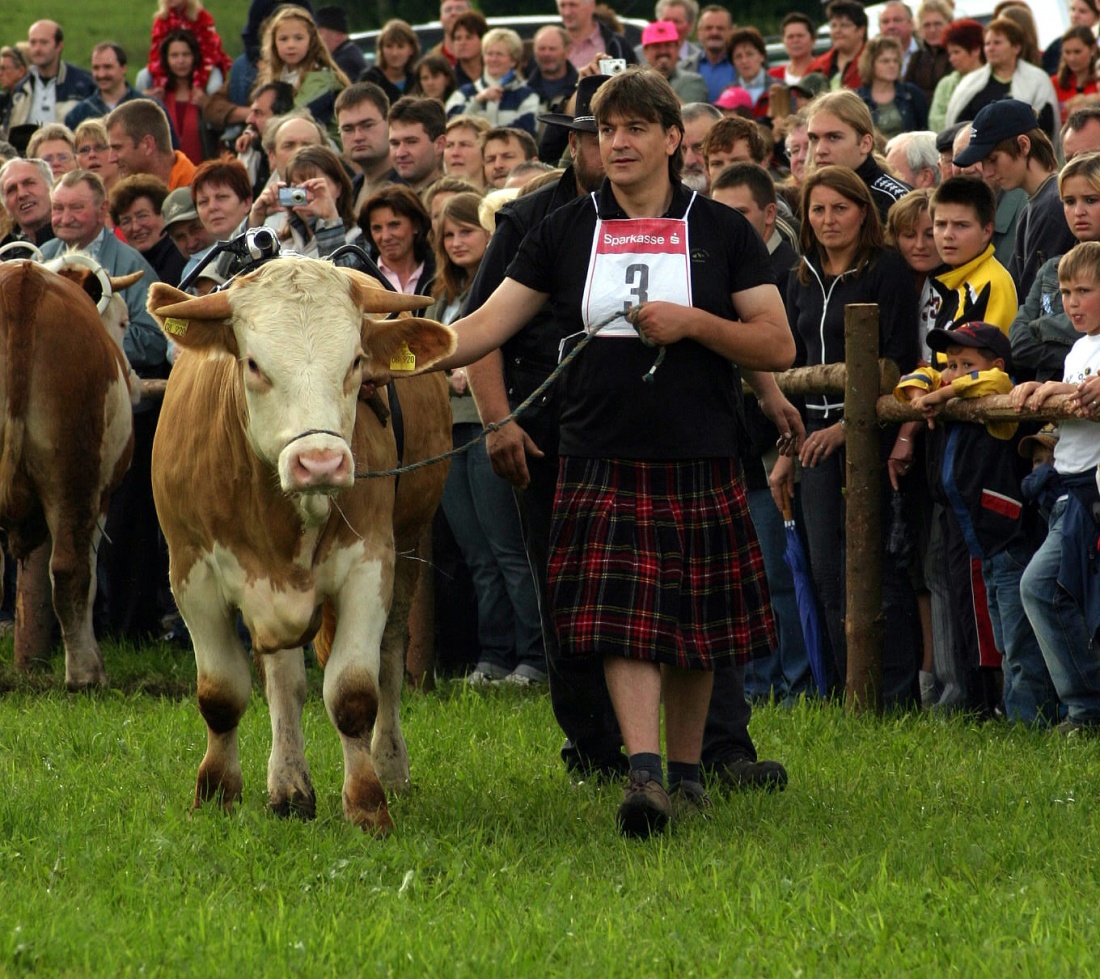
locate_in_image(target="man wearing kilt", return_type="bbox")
[440,67,797,838]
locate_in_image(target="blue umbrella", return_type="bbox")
[781,487,829,697]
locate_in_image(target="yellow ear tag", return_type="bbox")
[163,317,188,337]
[389,341,416,372]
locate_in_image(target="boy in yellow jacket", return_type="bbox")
[930,176,1018,337]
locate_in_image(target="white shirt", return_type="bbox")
[1056,332,1100,473]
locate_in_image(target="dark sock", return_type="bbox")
[667,761,701,791]
[629,752,664,787]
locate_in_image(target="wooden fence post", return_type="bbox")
[844,305,883,712]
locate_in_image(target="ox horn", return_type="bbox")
[155,291,233,321]
[109,271,143,292]
[339,267,434,314]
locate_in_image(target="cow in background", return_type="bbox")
[0,258,136,688]
[148,259,453,833]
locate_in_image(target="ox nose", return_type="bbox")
[288,448,351,489]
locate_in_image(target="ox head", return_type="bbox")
[147,259,455,510]
[42,252,144,406]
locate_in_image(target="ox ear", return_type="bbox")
[147,282,239,356]
[362,316,456,376]
[338,267,434,315]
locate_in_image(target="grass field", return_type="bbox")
[2,641,1100,976]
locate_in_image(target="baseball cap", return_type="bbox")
[161,187,199,229]
[715,86,752,111]
[642,20,679,46]
[1017,423,1058,459]
[952,99,1039,167]
[790,72,828,100]
[926,322,1012,371]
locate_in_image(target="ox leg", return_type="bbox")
[14,542,55,675]
[49,524,107,691]
[259,647,316,819]
[179,571,251,812]
[324,557,393,833]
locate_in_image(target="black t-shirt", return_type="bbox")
[506,180,775,460]
[959,77,1011,126]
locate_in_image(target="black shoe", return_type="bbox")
[616,770,672,839]
[564,745,630,783]
[670,779,713,824]
[712,757,788,792]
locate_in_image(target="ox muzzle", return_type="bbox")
[279,428,354,494]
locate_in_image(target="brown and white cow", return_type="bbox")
[0,260,136,688]
[148,258,453,833]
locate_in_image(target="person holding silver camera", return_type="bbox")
[267,144,361,259]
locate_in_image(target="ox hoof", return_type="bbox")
[65,674,107,693]
[343,777,392,834]
[194,765,243,812]
[349,801,394,836]
[269,788,317,821]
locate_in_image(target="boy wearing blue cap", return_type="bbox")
[895,323,1057,721]
[952,98,1076,299]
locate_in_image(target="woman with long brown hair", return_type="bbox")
[427,192,548,688]
[770,165,920,706]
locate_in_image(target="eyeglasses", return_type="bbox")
[41,152,74,165]
[119,210,157,229]
[77,143,109,155]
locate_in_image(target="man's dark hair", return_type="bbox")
[704,116,767,165]
[591,67,684,181]
[336,81,390,119]
[483,126,538,160]
[712,162,776,210]
[388,96,446,141]
[825,0,868,31]
[92,41,127,66]
[930,175,996,230]
[452,10,489,38]
[255,80,295,117]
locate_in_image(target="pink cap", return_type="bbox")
[715,86,752,111]
[641,20,680,46]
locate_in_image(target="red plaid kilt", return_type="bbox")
[547,456,776,669]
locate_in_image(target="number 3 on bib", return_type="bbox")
[623,262,649,312]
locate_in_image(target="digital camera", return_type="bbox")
[278,186,308,206]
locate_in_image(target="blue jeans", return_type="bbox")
[441,424,545,675]
[1020,497,1100,723]
[982,542,1058,725]
[798,425,920,707]
[744,486,811,702]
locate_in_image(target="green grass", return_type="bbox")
[2,641,1099,976]
[7,0,254,80]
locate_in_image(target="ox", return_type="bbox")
[0,258,136,688]
[147,258,453,833]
